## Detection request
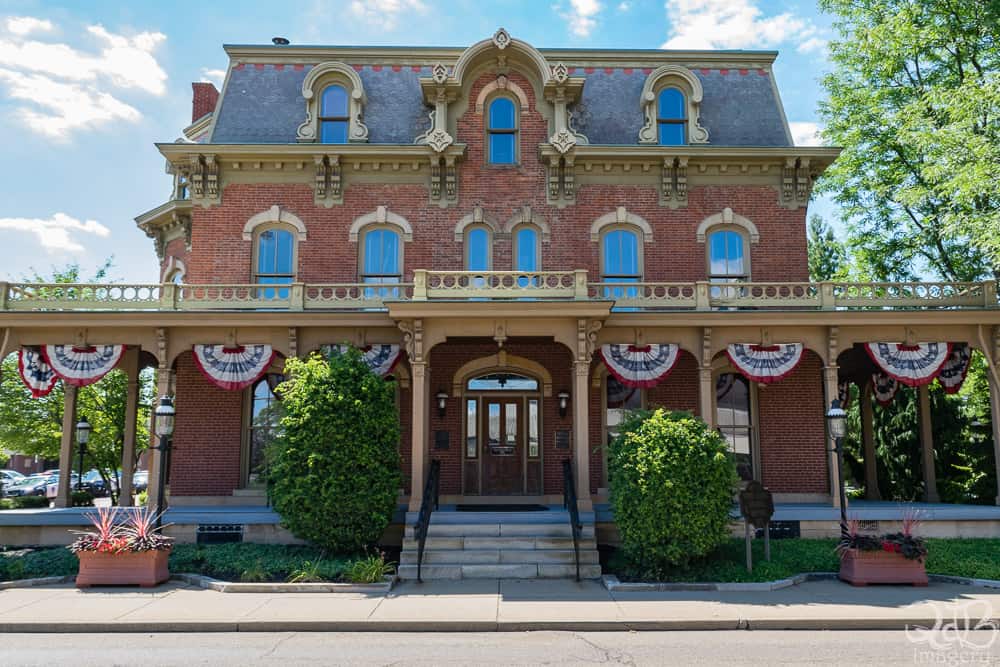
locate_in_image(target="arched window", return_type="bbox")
[320,84,350,144]
[466,226,491,271]
[657,87,686,145]
[244,376,284,488]
[716,373,754,481]
[601,228,641,302]
[361,227,402,298]
[487,97,517,164]
[513,226,538,272]
[708,228,748,303]
[255,228,295,299]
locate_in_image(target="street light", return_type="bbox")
[826,398,849,540]
[153,396,176,528]
[75,417,91,491]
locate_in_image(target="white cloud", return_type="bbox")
[618,2,632,11]
[797,36,828,54]
[200,68,226,86]
[789,121,822,146]
[0,213,110,253]
[559,0,603,38]
[661,0,817,51]
[0,17,166,139]
[348,0,427,30]
[4,16,53,36]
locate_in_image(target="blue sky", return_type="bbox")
[0,0,836,283]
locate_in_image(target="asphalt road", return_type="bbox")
[1,631,998,666]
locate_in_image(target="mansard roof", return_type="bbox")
[210,41,792,147]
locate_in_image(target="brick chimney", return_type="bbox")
[191,82,220,123]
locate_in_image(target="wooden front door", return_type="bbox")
[482,398,523,495]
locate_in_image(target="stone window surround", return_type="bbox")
[296,61,370,143]
[638,65,709,145]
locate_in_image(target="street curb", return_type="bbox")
[603,572,1000,592]
[0,575,75,590]
[172,573,396,594]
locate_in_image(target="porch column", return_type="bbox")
[989,373,1000,506]
[917,384,939,502]
[573,360,593,511]
[147,368,174,510]
[822,365,843,508]
[861,383,881,500]
[118,347,140,506]
[698,367,716,428]
[54,385,78,508]
[408,361,428,511]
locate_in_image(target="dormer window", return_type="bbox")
[319,84,350,144]
[657,87,686,146]
[487,96,518,164]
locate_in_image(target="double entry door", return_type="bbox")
[467,395,541,496]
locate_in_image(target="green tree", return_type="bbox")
[817,0,1000,282]
[807,214,846,281]
[268,350,400,553]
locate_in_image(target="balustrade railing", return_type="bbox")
[0,277,995,312]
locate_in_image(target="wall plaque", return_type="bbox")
[555,429,571,451]
[434,430,450,450]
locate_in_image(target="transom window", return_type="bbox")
[361,227,402,297]
[255,228,295,298]
[466,373,538,392]
[657,87,686,146]
[319,84,350,144]
[487,97,517,165]
[716,373,754,481]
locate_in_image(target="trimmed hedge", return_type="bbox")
[0,496,50,510]
[608,409,738,576]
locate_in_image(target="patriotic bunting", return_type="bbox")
[864,342,951,387]
[599,344,681,388]
[937,343,971,394]
[871,372,900,407]
[18,347,58,398]
[42,344,125,387]
[726,343,804,384]
[193,344,276,391]
[323,344,402,377]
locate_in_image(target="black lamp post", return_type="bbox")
[153,396,176,528]
[75,417,91,491]
[826,398,849,540]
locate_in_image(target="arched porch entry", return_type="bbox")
[453,353,552,497]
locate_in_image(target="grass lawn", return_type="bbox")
[0,543,379,584]
[605,538,1000,583]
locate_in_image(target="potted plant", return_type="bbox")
[838,511,928,587]
[70,506,173,588]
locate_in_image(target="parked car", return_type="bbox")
[132,471,149,493]
[80,470,120,497]
[44,474,79,499]
[0,469,25,485]
[4,474,49,497]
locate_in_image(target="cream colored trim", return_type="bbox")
[476,75,530,114]
[183,114,213,142]
[161,257,187,283]
[638,65,709,145]
[452,29,552,87]
[297,61,369,143]
[503,205,550,242]
[696,207,760,244]
[251,222,299,283]
[454,205,501,242]
[349,206,413,242]
[242,205,308,241]
[590,206,654,243]
[451,351,553,397]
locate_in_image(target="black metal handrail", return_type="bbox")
[414,459,441,583]
[562,459,582,582]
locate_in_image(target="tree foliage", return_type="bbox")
[807,214,847,281]
[817,0,1000,281]
[268,351,400,553]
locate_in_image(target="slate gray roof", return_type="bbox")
[210,62,790,147]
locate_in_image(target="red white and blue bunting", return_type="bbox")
[871,372,899,407]
[193,344,276,391]
[18,347,58,398]
[726,343,804,384]
[42,344,125,387]
[937,343,971,394]
[323,344,402,378]
[864,342,951,387]
[599,344,681,388]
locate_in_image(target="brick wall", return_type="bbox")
[191,82,219,122]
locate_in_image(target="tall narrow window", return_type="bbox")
[488,97,517,164]
[361,227,401,298]
[466,399,478,459]
[245,378,283,488]
[255,228,295,299]
[320,84,349,144]
[466,227,491,272]
[513,226,538,288]
[716,373,754,481]
[657,87,686,146]
[601,228,640,301]
[708,229,747,301]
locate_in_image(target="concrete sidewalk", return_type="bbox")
[0,578,997,632]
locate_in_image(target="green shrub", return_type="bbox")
[71,491,94,507]
[0,495,50,510]
[268,351,401,552]
[136,490,148,506]
[608,409,738,576]
[345,551,395,583]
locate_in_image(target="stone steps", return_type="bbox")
[400,549,600,565]
[397,563,603,580]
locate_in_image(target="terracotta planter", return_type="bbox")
[839,548,928,587]
[76,548,171,588]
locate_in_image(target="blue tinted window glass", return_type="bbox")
[489,98,516,129]
[321,85,348,116]
[467,228,490,271]
[321,120,348,144]
[257,230,276,274]
[603,229,638,277]
[709,230,745,276]
[658,122,685,146]
[274,230,293,274]
[489,134,516,164]
[364,229,400,276]
[515,228,537,271]
[657,87,685,119]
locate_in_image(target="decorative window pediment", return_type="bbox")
[638,65,709,145]
[297,62,369,143]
